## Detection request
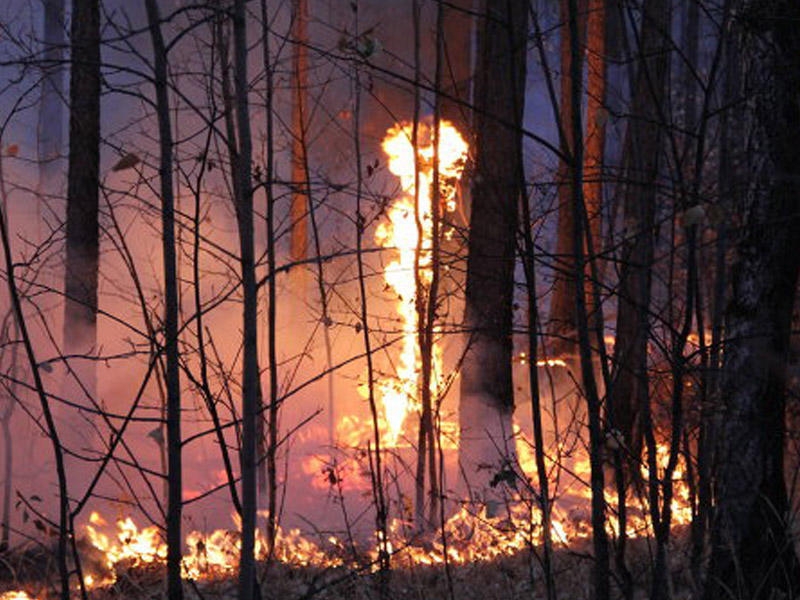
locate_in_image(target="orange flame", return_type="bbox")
[373,120,468,447]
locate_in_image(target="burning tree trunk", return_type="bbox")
[38,0,65,192]
[231,0,260,596]
[705,1,800,597]
[608,0,670,470]
[458,0,527,499]
[143,1,182,597]
[63,0,100,424]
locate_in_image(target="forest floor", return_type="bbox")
[0,526,696,600]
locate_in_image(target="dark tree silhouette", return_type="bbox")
[705,1,800,597]
[458,0,527,496]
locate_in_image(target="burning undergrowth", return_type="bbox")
[0,116,701,599]
[0,518,695,600]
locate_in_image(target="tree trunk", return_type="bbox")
[705,2,800,597]
[232,0,260,596]
[608,0,670,470]
[38,0,65,192]
[458,0,527,499]
[583,0,606,300]
[439,0,472,135]
[548,0,586,359]
[439,0,473,303]
[143,1,182,597]
[64,0,100,427]
[289,0,309,287]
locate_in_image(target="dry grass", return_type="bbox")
[0,526,699,599]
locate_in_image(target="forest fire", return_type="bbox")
[70,434,693,588]
[58,113,694,592]
[3,0,798,597]
[371,119,468,447]
[0,592,34,600]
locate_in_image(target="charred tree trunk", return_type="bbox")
[143,2,182,597]
[38,0,65,192]
[232,0,260,596]
[608,0,670,471]
[705,2,800,597]
[64,0,100,409]
[458,0,527,498]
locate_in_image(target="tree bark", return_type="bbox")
[583,0,606,299]
[439,0,473,136]
[705,2,800,597]
[458,0,527,498]
[548,0,585,359]
[232,0,260,597]
[289,0,309,287]
[143,1,182,597]
[64,0,100,414]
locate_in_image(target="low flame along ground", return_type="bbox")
[0,434,690,596]
[1,122,693,597]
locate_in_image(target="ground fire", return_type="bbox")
[2,1,800,598]
[0,118,694,598]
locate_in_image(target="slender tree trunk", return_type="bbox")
[705,2,800,597]
[564,1,610,597]
[520,178,557,600]
[289,0,309,287]
[352,7,390,583]
[213,5,270,512]
[458,0,527,498]
[232,0,260,596]
[695,0,740,580]
[258,0,280,559]
[38,0,65,193]
[143,2,182,597]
